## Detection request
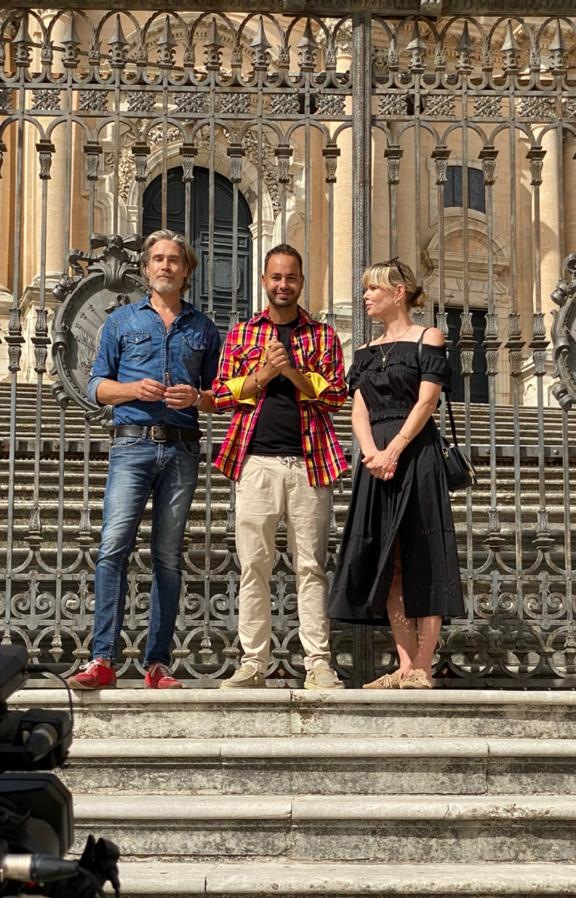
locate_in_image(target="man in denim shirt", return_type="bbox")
[67,230,220,690]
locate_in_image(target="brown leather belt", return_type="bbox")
[112,424,200,443]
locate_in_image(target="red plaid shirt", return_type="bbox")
[213,306,348,486]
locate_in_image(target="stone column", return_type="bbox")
[538,128,561,326]
[330,21,353,307]
[563,132,576,258]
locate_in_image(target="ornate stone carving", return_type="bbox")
[0,88,13,113]
[148,123,181,146]
[551,253,576,411]
[118,149,136,201]
[52,235,146,412]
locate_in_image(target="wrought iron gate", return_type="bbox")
[0,6,575,686]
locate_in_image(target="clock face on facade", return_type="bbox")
[52,255,146,412]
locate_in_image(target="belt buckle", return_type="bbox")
[150,425,166,443]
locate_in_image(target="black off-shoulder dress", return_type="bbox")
[328,341,465,624]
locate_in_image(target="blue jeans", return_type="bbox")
[91,436,199,667]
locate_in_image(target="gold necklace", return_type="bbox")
[379,325,413,368]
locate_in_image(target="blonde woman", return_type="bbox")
[328,259,464,688]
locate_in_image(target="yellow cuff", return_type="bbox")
[297,371,329,402]
[226,376,257,406]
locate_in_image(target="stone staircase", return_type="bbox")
[10,687,576,897]
[1,382,575,685]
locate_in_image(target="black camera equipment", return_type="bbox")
[0,646,121,898]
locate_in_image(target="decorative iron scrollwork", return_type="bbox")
[551,253,576,411]
[51,235,146,412]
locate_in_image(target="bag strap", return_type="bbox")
[417,327,430,366]
[419,327,460,447]
[444,390,459,447]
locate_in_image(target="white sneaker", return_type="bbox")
[304,663,344,690]
[220,665,265,689]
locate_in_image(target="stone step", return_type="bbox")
[14,690,576,741]
[97,861,576,898]
[61,736,576,797]
[70,791,576,862]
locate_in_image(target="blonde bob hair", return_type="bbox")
[362,259,425,308]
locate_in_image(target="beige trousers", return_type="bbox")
[235,454,332,672]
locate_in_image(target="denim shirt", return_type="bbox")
[87,296,221,427]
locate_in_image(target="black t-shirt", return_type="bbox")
[248,320,303,457]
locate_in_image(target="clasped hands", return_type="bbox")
[363,447,400,481]
[133,378,199,409]
[261,338,291,376]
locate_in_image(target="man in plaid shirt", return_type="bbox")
[213,244,348,689]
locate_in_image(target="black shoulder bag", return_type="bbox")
[418,330,476,492]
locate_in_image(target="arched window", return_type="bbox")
[444,166,486,214]
[143,167,252,333]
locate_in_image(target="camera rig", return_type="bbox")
[0,645,121,898]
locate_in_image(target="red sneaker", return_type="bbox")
[144,662,183,689]
[66,659,117,690]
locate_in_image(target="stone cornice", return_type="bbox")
[3,1,576,14]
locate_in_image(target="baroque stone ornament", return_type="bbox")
[551,253,576,411]
[51,235,146,412]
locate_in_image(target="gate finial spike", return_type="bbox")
[297,18,318,71]
[251,15,272,70]
[157,15,176,49]
[501,20,519,52]
[549,18,566,52]
[204,17,224,70]
[205,17,224,50]
[406,21,426,72]
[108,14,128,49]
[501,20,520,73]
[61,13,80,48]
[251,16,272,53]
[13,16,32,47]
[456,21,473,73]
[548,19,567,73]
